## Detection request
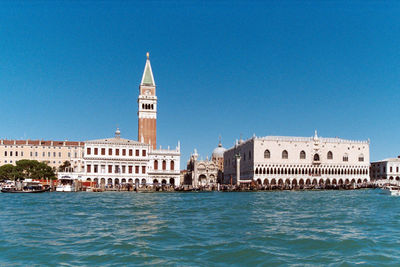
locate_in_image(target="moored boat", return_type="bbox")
[56,176,77,192]
[382,185,400,196]
[1,181,50,193]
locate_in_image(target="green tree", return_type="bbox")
[12,160,57,180]
[16,159,39,179]
[33,162,57,180]
[0,164,23,181]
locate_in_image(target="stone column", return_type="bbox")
[235,153,241,186]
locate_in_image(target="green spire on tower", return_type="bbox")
[141,52,155,86]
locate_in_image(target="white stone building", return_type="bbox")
[0,139,84,170]
[370,157,400,181]
[58,53,181,187]
[223,131,370,187]
[64,129,180,186]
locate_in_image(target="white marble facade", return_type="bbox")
[59,129,180,187]
[223,131,370,186]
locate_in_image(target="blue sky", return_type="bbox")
[1,1,400,167]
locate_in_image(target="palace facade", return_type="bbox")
[0,139,84,170]
[223,131,370,187]
[58,53,181,186]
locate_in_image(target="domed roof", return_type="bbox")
[212,142,226,158]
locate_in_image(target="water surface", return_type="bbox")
[1,190,399,266]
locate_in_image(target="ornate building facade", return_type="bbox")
[58,53,181,186]
[223,131,370,187]
[184,140,226,187]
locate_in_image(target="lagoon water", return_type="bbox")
[1,190,400,266]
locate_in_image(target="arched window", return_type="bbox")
[170,160,175,170]
[264,149,270,159]
[327,151,333,160]
[154,160,158,170]
[343,154,349,162]
[314,154,320,161]
[300,151,306,159]
[282,150,288,159]
[358,154,364,162]
[162,160,166,170]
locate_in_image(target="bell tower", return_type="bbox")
[138,52,157,149]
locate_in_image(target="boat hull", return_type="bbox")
[56,186,75,192]
[1,188,50,193]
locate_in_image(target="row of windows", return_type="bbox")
[2,145,80,150]
[264,150,364,162]
[3,151,78,158]
[87,164,147,174]
[254,167,369,176]
[1,160,64,165]
[3,151,24,157]
[142,103,154,110]
[153,160,174,171]
[372,166,400,173]
[86,160,176,174]
[87,147,146,157]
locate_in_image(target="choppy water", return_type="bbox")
[1,190,399,266]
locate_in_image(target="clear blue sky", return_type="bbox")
[1,1,400,168]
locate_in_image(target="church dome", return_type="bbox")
[212,142,226,158]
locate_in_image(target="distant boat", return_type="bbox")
[382,185,400,196]
[1,181,50,193]
[56,176,77,192]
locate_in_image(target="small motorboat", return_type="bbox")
[382,185,400,196]
[56,176,77,192]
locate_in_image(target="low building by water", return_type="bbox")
[370,156,400,181]
[223,131,370,187]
